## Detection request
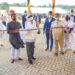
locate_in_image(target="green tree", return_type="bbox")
[0,2,9,10]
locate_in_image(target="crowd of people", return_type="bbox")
[43,10,75,56]
[0,9,75,65]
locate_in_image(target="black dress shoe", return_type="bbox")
[37,30,40,34]
[32,57,36,60]
[0,44,3,46]
[60,52,64,55]
[28,60,33,64]
[45,48,49,51]
[11,59,15,63]
[73,51,75,54]
[50,48,52,52]
[18,58,23,60]
[55,53,58,56]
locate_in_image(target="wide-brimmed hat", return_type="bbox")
[27,14,33,21]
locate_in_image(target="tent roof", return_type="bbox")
[0,10,6,14]
[9,7,67,14]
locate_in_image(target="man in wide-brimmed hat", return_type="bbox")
[25,14,37,64]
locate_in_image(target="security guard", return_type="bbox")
[51,13,64,56]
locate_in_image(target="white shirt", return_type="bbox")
[0,21,6,36]
[70,13,75,22]
[0,21,6,30]
[25,20,37,42]
[62,20,74,28]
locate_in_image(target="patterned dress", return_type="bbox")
[70,24,75,51]
[62,20,74,50]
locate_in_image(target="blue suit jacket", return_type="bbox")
[22,15,26,28]
[43,18,55,33]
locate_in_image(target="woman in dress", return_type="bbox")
[63,15,74,51]
[70,23,75,53]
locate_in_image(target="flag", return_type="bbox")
[27,0,31,14]
[52,0,55,16]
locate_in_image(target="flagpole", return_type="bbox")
[52,0,55,16]
[27,0,31,14]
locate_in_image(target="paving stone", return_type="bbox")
[0,32,75,75]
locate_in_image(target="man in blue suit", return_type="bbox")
[43,11,55,51]
[22,11,27,29]
[70,9,75,23]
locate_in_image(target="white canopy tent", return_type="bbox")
[9,7,67,14]
[0,10,7,15]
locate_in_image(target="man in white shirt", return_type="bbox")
[70,9,75,23]
[25,14,37,64]
[0,15,6,46]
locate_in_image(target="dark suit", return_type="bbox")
[43,18,55,49]
[22,15,26,29]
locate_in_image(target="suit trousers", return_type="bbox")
[54,34,64,53]
[46,32,53,49]
[26,42,34,61]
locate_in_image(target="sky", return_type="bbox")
[0,0,75,6]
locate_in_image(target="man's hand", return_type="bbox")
[11,29,19,33]
[66,27,70,33]
[37,30,40,34]
[15,29,19,32]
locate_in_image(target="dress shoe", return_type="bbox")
[55,53,58,56]
[28,60,33,64]
[18,58,23,60]
[11,59,15,63]
[45,48,49,51]
[73,51,75,54]
[60,52,64,55]
[0,44,3,46]
[50,48,52,52]
[32,57,36,60]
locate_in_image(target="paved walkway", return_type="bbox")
[0,32,75,75]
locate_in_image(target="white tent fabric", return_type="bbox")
[9,7,67,14]
[0,10,7,15]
